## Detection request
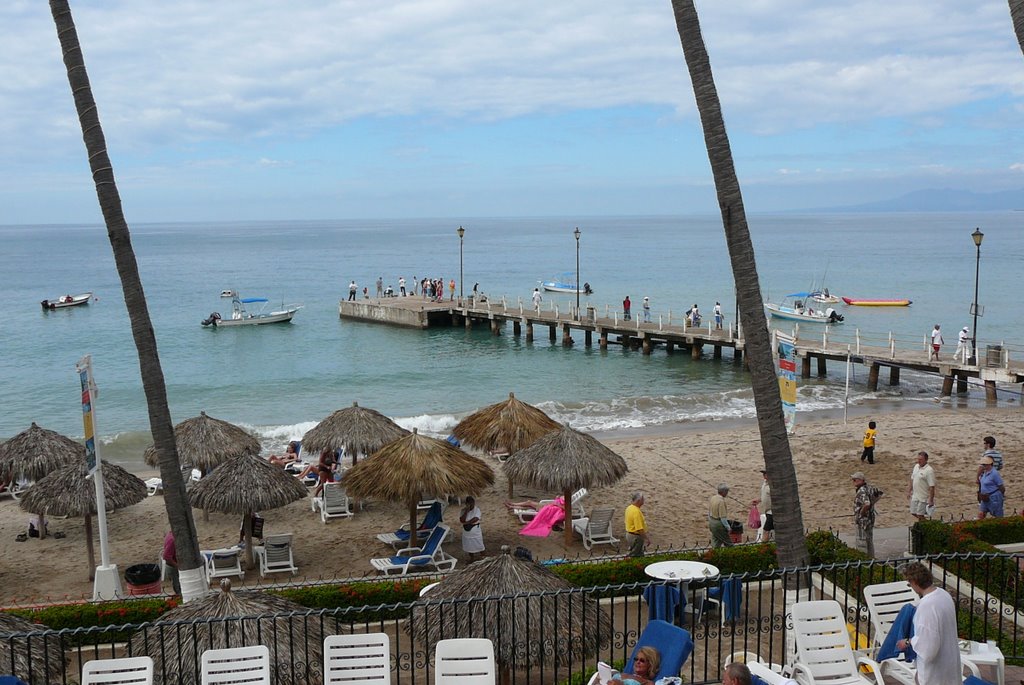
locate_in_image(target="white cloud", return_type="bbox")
[1011,163,1024,171]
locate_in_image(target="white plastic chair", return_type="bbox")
[205,548,244,580]
[201,645,270,685]
[82,656,154,685]
[255,533,298,577]
[370,524,457,575]
[323,633,391,685]
[572,506,619,550]
[434,638,496,685]
[791,600,885,685]
[313,482,354,522]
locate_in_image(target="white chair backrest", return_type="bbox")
[588,506,614,532]
[201,645,270,685]
[791,600,859,683]
[434,638,496,685]
[211,549,240,570]
[571,488,588,504]
[862,582,918,646]
[422,524,450,556]
[324,633,391,685]
[324,483,349,509]
[82,656,154,685]
[748,662,787,685]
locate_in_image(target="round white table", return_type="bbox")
[644,560,719,581]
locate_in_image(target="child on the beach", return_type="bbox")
[861,420,877,464]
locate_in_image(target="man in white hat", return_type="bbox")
[977,455,1005,519]
[642,296,651,323]
[955,326,971,363]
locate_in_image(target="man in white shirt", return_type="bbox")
[714,302,724,329]
[955,326,971,362]
[930,324,944,361]
[532,288,542,310]
[896,562,961,685]
[399,276,407,296]
[908,451,936,521]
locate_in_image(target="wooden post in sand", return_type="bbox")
[817,356,827,377]
[867,363,880,391]
[941,375,954,396]
[985,380,998,402]
[889,367,901,386]
[802,356,812,379]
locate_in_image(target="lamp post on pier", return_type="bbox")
[574,226,581,320]
[970,227,984,365]
[457,225,465,303]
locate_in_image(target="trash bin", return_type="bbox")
[586,306,596,322]
[986,345,1003,368]
[124,563,162,595]
[728,520,744,544]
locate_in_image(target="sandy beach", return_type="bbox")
[1,405,1020,607]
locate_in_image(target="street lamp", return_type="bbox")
[970,227,984,365]
[457,225,465,303]
[574,226,581,320]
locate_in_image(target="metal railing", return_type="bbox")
[2,553,1020,685]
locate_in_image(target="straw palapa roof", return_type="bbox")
[452,392,560,454]
[0,612,66,685]
[19,459,146,517]
[502,424,627,492]
[130,579,337,685]
[188,454,308,513]
[0,422,83,481]
[409,546,610,672]
[300,402,409,464]
[143,411,260,469]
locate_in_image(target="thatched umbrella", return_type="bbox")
[142,411,261,470]
[130,579,337,685]
[188,454,307,569]
[452,392,560,497]
[409,546,610,685]
[19,460,146,580]
[503,424,628,546]
[300,402,409,466]
[0,612,67,685]
[343,429,494,544]
[0,422,83,481]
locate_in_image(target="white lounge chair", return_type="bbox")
[572,506,619,550]
[204,548,244,580]
[201,645,270,685]
[791,600,885,685]
[513,488,587,523]
[254,533,298,577]
[323,633,391,685]
[376,501,444,550]
[434,638,496,685]
[313,482,354,522]
[144,478,163,497]
[748,662,791,685]
[82,656,154,685]
[370,524,457,575]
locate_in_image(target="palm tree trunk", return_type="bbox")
[1010,0,1024,56]
[670,0,808,567]
[48,0,206,599]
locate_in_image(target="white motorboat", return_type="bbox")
[220,289,238,298]
[41,292,92,310]
[809,289,840,304]
[201,296,302,327]
[765,293,844,324]
[541,273,593,294]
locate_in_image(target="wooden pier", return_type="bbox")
[339,296,1024,399]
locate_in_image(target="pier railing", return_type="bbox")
[4,553,1019,685]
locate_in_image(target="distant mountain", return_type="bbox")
[820,188,1023,212]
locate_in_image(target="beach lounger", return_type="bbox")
[585,620,693,685]
[254,533,298,577]
[323,633,390,685]
[513,487,587,523]
[204,548,244,581]
[434,638,496,685]
[312,482,354,522]
[201,646,270,685]
[82,656,154,685]
[376,501,444,549]
[572,506,619,550]
[370,524,457,575]
[145,478,162,497]
[790,600,885,685]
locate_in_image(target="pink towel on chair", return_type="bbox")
[520,498,566,537]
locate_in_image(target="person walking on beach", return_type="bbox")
[861,420,877,464]
[908,451,936,521]
[896,562,962,685]
[399,276,406,297]
[375,277,383,298]
[162,530,180,596]
[708,483,733,548]
[642,296,651,323]
[852,472,882,557]
[754,469,773,542]
[624,491,650,557]
[977,455,1005,519]
[982,435,1003,471]
[459,496,484,561]
[930,324,943,361]
[532,288,543,310]
[955,326,971,363]
[714,302,723,330]
[348,280,357,301]
[622,295,631,320]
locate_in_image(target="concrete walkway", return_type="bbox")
[837,525,913,559]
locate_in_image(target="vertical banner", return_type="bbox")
[776,332,797,434]
[78,357,99,474]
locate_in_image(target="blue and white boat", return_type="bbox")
[201,295,302,327]
[765,293,844,324]
[540,273,593,295]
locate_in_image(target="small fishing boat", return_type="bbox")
[220,289,238,298]
[41,292,92,310]
[541,273,593,294]
[841,297,912,307]
[809,289,840,304]
[201,296,302,327]
[765,293,844,324]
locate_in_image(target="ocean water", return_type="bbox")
[1,213,1020,469]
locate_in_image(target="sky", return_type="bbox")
[1,0,1023,223]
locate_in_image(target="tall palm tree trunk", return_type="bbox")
[1010,0,1024,56]
[670,0,808,567]
[48,0,206,599]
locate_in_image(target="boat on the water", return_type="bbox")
[765,293,844,324]
[841,297,912,307]
[41,292,92,310]
[220,289,238,298]
[201,296,302,327]
[809,288,840,304]
[541,273,593,294]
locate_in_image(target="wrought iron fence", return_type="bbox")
[2,553,1019,685]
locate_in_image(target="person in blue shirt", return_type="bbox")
[977,455,1005,518]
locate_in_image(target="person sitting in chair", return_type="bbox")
[609,646,660,685]
[268,441,299,468]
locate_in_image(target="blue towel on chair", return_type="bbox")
[643,584,684,623]
[876,603,917,662]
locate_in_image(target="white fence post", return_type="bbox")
[659,315,663,332]
[856,329,861,355]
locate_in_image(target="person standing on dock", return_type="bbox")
[929,324,943,361]
[376,277,383,298]
[642,297,651,323]
[623,295,631,320]
[399,276,406,296]
[449,279,456,301]
[714,302,723,330]
[348,280,357,301]
[955,326,971,363]
[411,276,418,296]
[532,288,542,310]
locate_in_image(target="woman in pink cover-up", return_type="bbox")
[519,497,566,537]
